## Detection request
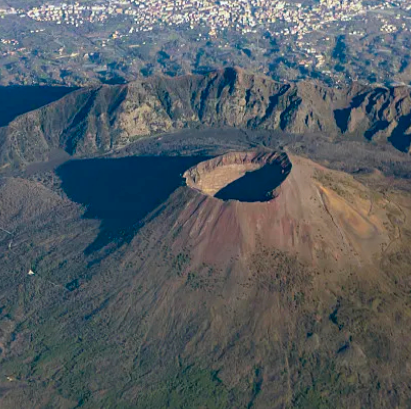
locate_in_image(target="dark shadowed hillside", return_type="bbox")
[0,86,76,127]
[56,155,207,252]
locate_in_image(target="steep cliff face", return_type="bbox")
[1,68,411,169]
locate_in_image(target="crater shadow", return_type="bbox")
[57,156,207,253]
[214,163,290,202]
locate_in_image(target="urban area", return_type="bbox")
[0,0,410,86]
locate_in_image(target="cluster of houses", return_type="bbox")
[19,0,395,38]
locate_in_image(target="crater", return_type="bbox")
[183,151,292,202]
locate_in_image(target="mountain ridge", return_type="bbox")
[1,68,411,170]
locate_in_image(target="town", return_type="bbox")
[14,0,411,38]
[0,0,410,87]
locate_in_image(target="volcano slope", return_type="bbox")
[1,133,411,408]
[182,151,391,267]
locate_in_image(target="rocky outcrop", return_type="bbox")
[1,68,411,169]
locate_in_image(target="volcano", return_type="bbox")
[167,151,391,267]
[0,131,411,409]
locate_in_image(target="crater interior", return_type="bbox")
[183,151,292,202]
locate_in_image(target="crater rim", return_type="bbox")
[183,150,292,203]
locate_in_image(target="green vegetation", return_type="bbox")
[172,252,191,276]
[136,366,230,409]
